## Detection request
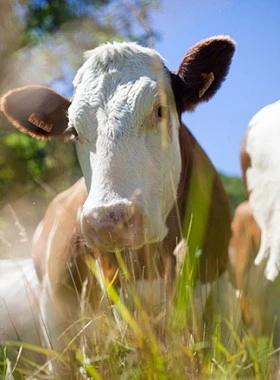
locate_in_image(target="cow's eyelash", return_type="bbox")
[64,126,79,141]
[152,105,169,125]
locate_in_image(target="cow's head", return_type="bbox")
[1,37,235,251]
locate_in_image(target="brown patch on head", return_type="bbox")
[1,85,70,140]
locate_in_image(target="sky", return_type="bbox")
[150,0,280,176]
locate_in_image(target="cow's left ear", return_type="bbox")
[171,36,235,112]
[0,85,71,140]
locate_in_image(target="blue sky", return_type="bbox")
[151,0,280,176]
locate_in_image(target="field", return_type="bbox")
[1,175,274,379]
[0,269,278,379]
[0,184,278,379]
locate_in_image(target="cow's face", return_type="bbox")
[1,37,235,251]
[68,43,182,250]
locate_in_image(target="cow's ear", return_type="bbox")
[0,85,71,140]
[171,36,235,112]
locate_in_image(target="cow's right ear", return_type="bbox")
[171,36,235,113]
[0,85,72,140]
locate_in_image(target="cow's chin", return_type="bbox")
[83,225,168,253]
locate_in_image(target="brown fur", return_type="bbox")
[235,124,262,327]
[172,36,235,112]
[228,201,261,290]
[240,132,252,195]
[228,201,261,325]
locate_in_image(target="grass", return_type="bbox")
[0,252,278,380]
[0,172,277,378]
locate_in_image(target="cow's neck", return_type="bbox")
[171,123,232,284]
[163,123,196,250]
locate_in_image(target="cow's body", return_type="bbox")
[228,201,261,292]
[241,100,280,345]
[228,201,261,326]
[0,38,235,362]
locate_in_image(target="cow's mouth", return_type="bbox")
[81,208,147,251]
[81,215,169,252]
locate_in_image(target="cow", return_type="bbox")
[228,201,261,292]
[240,100,280,346]
[0,37,235,364]
[228,201,261,326]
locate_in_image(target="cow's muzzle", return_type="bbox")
[81,202,146,251]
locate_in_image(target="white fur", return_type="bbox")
[68,42,182,247]
[32,220,44,246]
[245,100,280,281]
[0,259,41,345]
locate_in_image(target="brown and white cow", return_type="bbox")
[228,201,261,326]
[240,100,280,345]
[0,38,235,355]
[228,201,261,292]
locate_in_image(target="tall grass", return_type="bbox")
[1,176,279,379]
[1,252,278,379]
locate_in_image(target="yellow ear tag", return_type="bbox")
[28,113,53,132]
[199,72,215,99]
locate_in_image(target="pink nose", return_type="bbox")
[81,204,145,250]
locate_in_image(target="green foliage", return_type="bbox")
[220,173,247,214]
[5,133,46,177]
[0,130,77,201]
[25,0,110,44]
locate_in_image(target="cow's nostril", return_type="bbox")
[82,204,145,250]
[84,214,99,234]
[108,211,116,223]
[108,211,123,224]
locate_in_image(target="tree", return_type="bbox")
[220,173,247,215]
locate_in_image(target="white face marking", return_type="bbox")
[245,100,280,281]
[68,42,182,249]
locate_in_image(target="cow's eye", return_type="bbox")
[157,106,163,118]
[153,105,168,124]
[64,126,79,141]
